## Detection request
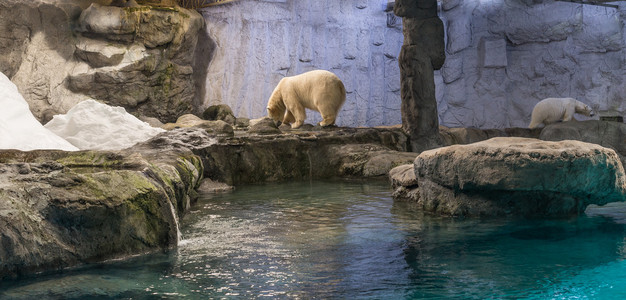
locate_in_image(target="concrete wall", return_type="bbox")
[199,0,404,127]
[437,0,626,128]
[199,0,626,128]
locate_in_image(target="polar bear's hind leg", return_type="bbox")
[319,112,337,127]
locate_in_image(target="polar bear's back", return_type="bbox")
[528,97,575,128]
[284,70,346,110]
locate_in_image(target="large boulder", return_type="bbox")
[162,114,234,137]
[412,137,626,217]
[193,127,411,185]
[0,148,203,280]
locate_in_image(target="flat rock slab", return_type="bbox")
[414,137,626,217]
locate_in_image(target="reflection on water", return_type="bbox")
[2,180,626,299]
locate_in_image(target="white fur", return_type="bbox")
[266,70,346,129]
[528,97,594,129]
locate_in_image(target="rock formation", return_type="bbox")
[0,123,417,279]
[0,0,204,123]
[69,3,204,122]
[392,137,626,217]
[162,114,234,136]
[395,0,446,153]
[0,148,203,279]
[540,120,626,167]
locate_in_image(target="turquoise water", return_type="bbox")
[2,180,626,299]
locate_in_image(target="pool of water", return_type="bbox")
[2,180,626,299]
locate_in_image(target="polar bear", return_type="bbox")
[528,97,594,129]
[267,70,346,129]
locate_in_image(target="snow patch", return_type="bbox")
[0,72,79,151]
[45,99,165,150]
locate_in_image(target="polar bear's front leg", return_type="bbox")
[287,102,306,129]
[562,110,574,122]
[282,111,295,125]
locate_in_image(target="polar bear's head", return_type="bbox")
[574,101,595,117]
[267,85,286,126]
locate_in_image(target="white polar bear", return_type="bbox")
[528,97,594,129]
[266,70,346,129]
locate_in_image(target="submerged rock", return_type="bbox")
[407,137,626,217]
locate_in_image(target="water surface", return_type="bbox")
[2,180,626,299]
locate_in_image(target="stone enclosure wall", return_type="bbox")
[1,0,623,129]
[198,0,405,127]
[200,0,625,129]
[437,0,626,128]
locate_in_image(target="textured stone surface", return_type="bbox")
[0,148,203,280]
[539,120,626,167]
[402,17,446,69]
[162,114,234,137]
[197,127,411,185]
[414,137,626,217]
[248,117,282,135]
[202,104,236,125]
[1,125,415,279]
[69,4,204,122]
[0,0,204,124]
[393,0,437,19]
[399,47,441,152]
[327,144,417,177]
[436,1,626,128]
[195,1,625,129]
[389,163,417,189]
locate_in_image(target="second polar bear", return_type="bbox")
[528,97,594,129]
[267,70,346,129]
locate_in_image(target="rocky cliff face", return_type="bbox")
[0,0,204,123]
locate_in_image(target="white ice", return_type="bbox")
[45,99,165,151]
[0,72,79,151]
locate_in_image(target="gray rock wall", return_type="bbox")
[200,0,625,129]
[199,0,405,127]
[437,0,626,128]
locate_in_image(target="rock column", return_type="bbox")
[395,0,445,153]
